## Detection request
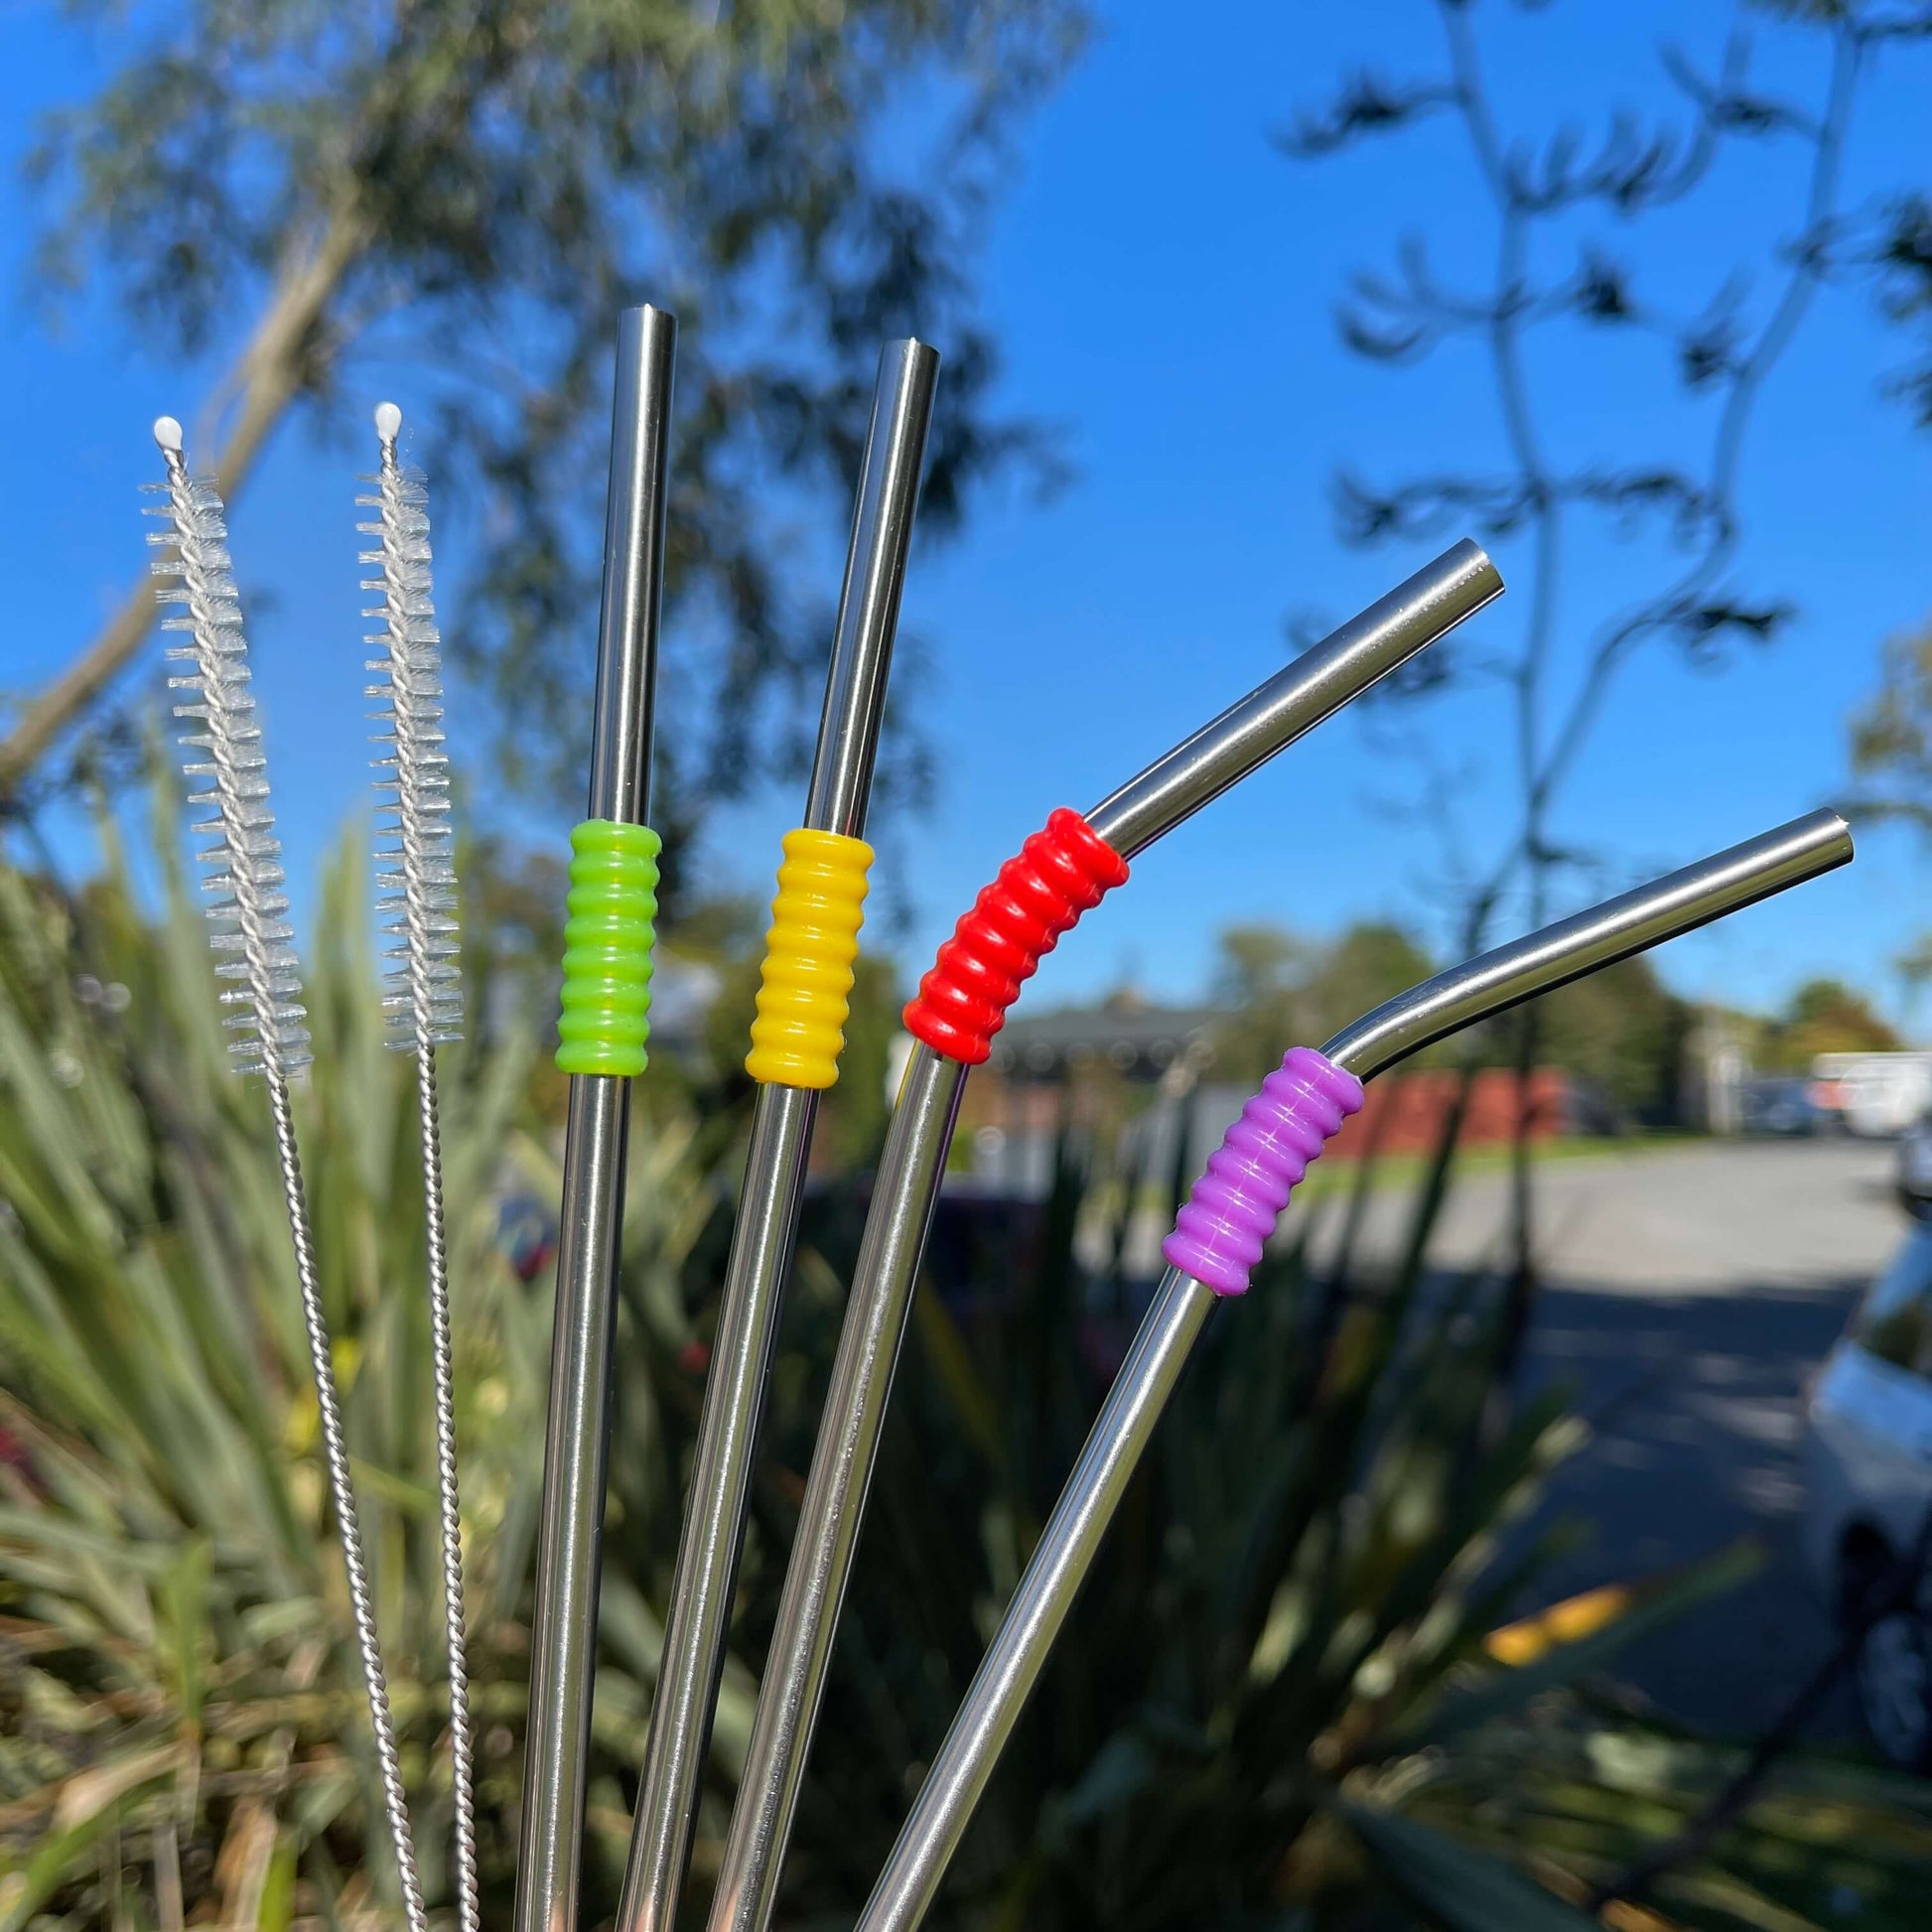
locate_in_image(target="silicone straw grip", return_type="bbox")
[556,819,660,1077]
[745,828,874,1089]
[1163,1047,1363,1296]
[902,808,1129,1064]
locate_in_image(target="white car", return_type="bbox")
[1897,1117,1932,1220]
[1803,1226,1932,1767]
[1812,1051,1932,1138]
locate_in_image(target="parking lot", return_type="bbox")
[1324,1138,1906,1739]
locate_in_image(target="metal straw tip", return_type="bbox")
[1445,534,1503,593]
[1810,807,1855,861]
[1322,803,1857,1082]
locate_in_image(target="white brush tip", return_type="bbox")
[153,416,184,453]
[374,401,403,442]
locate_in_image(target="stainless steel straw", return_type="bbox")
[616,339,940,1932]
[855,807,1854,1932]
[515,303,678,1932]
[361,404,478,1932]
[146,417,429,1932]
[707,543,1503,1932]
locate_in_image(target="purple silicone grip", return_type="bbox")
[1163,1047,1364,1296]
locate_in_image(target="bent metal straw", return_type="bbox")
[146,417,429,1932]
[617,339,940,1932]
[708,542,1503,1932]
[855,806,1854,1932]
[515,303,679,1932]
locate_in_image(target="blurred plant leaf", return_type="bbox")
[1334,1800,1603,1931]
[5,790,1930,1927]
[1401,1538,1766,1748]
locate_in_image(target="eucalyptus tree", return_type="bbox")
[3,0,1084,862]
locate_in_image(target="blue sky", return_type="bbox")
[4,1,1930,1031]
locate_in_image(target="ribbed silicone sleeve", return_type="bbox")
[901,808,1129,1065]
[555,819,660,1077]
[1163,1048,1363,1296]
[745,828,874,1089]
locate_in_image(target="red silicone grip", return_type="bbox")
[902,808,1130,1064]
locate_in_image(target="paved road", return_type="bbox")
[1305,1136,1902,1290]
[1318,1139,1908,1741]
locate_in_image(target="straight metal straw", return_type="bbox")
[854,807,1854,1932]
[616,339,940,1932]
[514,303,677,1932]
[707,542,1504,1932]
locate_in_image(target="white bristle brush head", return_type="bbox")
[360,406,463,1051]
[145,420,311,1077]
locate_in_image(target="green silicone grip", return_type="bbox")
[556,819,660,1077]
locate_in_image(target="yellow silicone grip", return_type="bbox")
[744,828,874,1089]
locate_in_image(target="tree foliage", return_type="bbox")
[1281,0,1932,924]
[1212,919,1695,1121]
[1210,919,1435,1085]
[1759,973,1902,1067]
[6,0,1086,836]
[1870,189,1932,423]
[1536,955,1694,1122]
[1846,614,1932,1019]
[1282,0,1932,1341]
[1851,615,1932,833]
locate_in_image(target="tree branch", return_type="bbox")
[1526,18,1863,829]
[0,204,370,808]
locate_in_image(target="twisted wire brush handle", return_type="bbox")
[147,417,429,1932]
[362,402,478,1932]
[855,808,1856,1932]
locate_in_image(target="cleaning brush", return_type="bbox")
[359,401,479,1932]
[145,416,430,1932]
